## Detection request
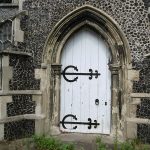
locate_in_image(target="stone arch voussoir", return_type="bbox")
[43,5,131,65]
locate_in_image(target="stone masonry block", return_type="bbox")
[128,70,139,81]
[0,96,12,140]
[0,96,12,119]
[127,122,137,139]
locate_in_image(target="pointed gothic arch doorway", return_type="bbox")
[60,27,111,134]
[42,5,131,139]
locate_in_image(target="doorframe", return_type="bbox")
[41,5,131,140]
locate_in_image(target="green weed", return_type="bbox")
[96,137,107,150]
[31,135,150,150]
[114,138,150,150]
[33,135,75,150]
[120,140,135,150]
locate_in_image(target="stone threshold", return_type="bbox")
[54,133,115,144]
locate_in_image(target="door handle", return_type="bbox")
[95,99,99,105]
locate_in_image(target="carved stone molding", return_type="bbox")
[51,64,62,76]
[109,63,121,75]
[43,5,131,65]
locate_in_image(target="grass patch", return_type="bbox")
[96,137,107,150]
[2,135,149,150]
[96,137,150,150]
[119,139,150,150]
[33,135,75,150]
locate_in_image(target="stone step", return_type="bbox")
[0,134,114,150]
[55,133,114,150]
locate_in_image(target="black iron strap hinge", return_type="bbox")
[60,114,100,130]
[61,65,101,82]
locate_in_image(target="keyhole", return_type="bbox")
[95,99,99,105]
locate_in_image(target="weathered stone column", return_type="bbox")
[109,63,121,138]
[2,55,12,91]
[34,64,49,135]
[50,64,62,135]
[0,55,12,140]
[126,68,139,139]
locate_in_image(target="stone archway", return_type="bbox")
[42,5,131,139]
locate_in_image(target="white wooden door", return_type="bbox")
[60,28,111,134]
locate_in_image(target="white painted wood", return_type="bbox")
[60,28,111,134]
